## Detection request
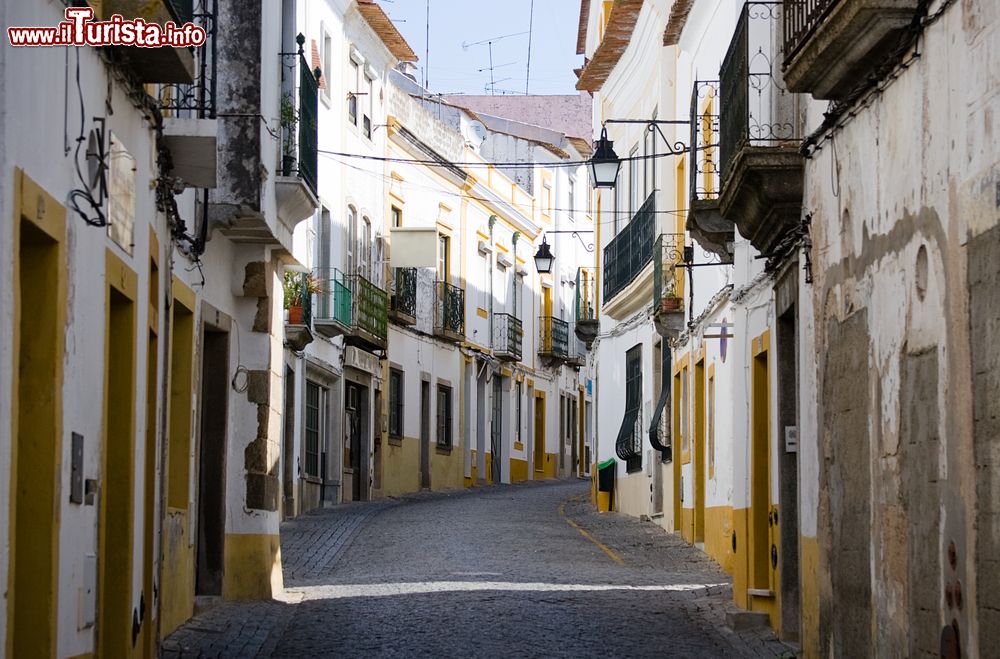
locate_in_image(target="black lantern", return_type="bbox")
[533,236,554,274]
[588,126,621,189]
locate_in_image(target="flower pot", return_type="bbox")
[282,154,296,177]
[287,305,304,325]
[660,296,683,313]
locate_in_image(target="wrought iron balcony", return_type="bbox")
[687,80,733,259]
[603,191,656,302]
[100,0,196,82]
[493,313,523,362]
[719,2,805,256]
[389,267,417,326]
[653,234,688,339]
[313,269,388,350]
[434,281,466,343]
[566,325,587,368]
[782,0,919,99]
[280,49,320,195]
[314,268,353,339]
[160,0,217,118]
[539,316,570,362]
[574,267,599,347]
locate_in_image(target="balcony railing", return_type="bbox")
[280,42,320,195]
[653,234,686,310]
[493,313,523,362]
[351,273,388,347]
[689,80,720,204]
[575,267,597,323]
[160,0,217,118]
[314,269,353,337]
[434,281,465,342]
[567,324,587,367]
[539,316,569,361]
[312,269,387,348]
[720,2,801,184]
[783,0,836,61]
[389,267,417,326]
[603,191,656,302]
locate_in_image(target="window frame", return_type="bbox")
[436,384,453,449]
[304,380,324,479]
[389,368,404,439]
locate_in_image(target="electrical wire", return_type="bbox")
[68,47,108,228]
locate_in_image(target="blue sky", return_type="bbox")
[385,0,585,96]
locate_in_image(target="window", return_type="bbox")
[681,365,690,460]
[543,182,553,217]
[360,216,372,279]
[436,385,453,448]
[614,170,623,235]
[629,144,640,216]
[391,206,402,228]
[347,205,357,275]
[317,207,331,274]
[321,30,332,103]
[363,74,373,139]
[348,60,359,125]
[616,345,643,473]
[481,252,490,310]
[389,369,404,438]
[438,234,450,283]
[304,381,324,478]
[514,273,524,320]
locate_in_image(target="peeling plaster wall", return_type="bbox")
[801,2,999,654]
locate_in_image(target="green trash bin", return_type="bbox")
[597,459,615,511]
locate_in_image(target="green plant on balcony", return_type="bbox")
[280,92,298,176]
[283,272,321,324]
[659,271,683,313]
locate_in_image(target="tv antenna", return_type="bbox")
[462,31,528,96]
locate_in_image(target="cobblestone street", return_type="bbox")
[163,481,792,658]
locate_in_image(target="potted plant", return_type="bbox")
[280,92,298,176]
[659,275,683,313]
[283,272,321,325]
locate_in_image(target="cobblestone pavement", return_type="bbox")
[162,481,795,658]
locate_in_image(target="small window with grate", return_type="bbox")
[616,344,643,473]
[436,385,453,448]
[389,369,404,438]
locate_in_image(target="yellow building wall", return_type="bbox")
[733,507,750,609]
[510,458,529,483]
[223,533,282,600]
[538,453,557,479]
[431,447,463,491]
[381,440,421,497]
[800,535,820,658]
[704,505,736,576]
[159,511,194,639]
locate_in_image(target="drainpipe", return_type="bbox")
[488,214,497,350]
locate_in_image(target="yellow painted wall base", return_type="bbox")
[597,491,611,512]
[681,508,695,544]
[510,458,529,483]
[159,510,194,639]
[381,440,420,497]
[800,535,820,659]
[704,506,736,576]
[485,453,493,483]
[539,453,557,479]
[733,508,750,609]
[430,448,463,491]
[222,534,282,600]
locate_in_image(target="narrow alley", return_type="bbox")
[162,481,790,658]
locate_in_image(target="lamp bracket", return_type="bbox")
[601,119,690,156]
[544,230,595,252]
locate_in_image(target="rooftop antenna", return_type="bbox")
[525,0,535,94]
[462,31,529,96]
[424,0,430,90]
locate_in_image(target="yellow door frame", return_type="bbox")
[533,391,546,475]
[750,331,772,591]
[8,168,66,659]
[142,229,160,659]
[694,354,706,544]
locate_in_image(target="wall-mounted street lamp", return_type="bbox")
[588,127,621,189]
[587,119,690,190]
[533,231,596,274]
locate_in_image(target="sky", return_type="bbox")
[385,0,585,96]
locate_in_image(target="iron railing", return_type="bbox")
[567,325,587,366]
[539,316,569,360]
[720,2,800,183]
[280,38,319,194]
[783,0,838,62]
[285,273,313,327]
[493,313,523,362]
[653,234,686,308]
[165,0,195,24]
[434,281,466,340]
[389,267,417,325]
[689,80,720,203]
[603,191,656,301]
[616,345,644,473]
[575,267,597,323]
[314,268,353,330]
[351,273,388,343]
[159,0,217,118]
